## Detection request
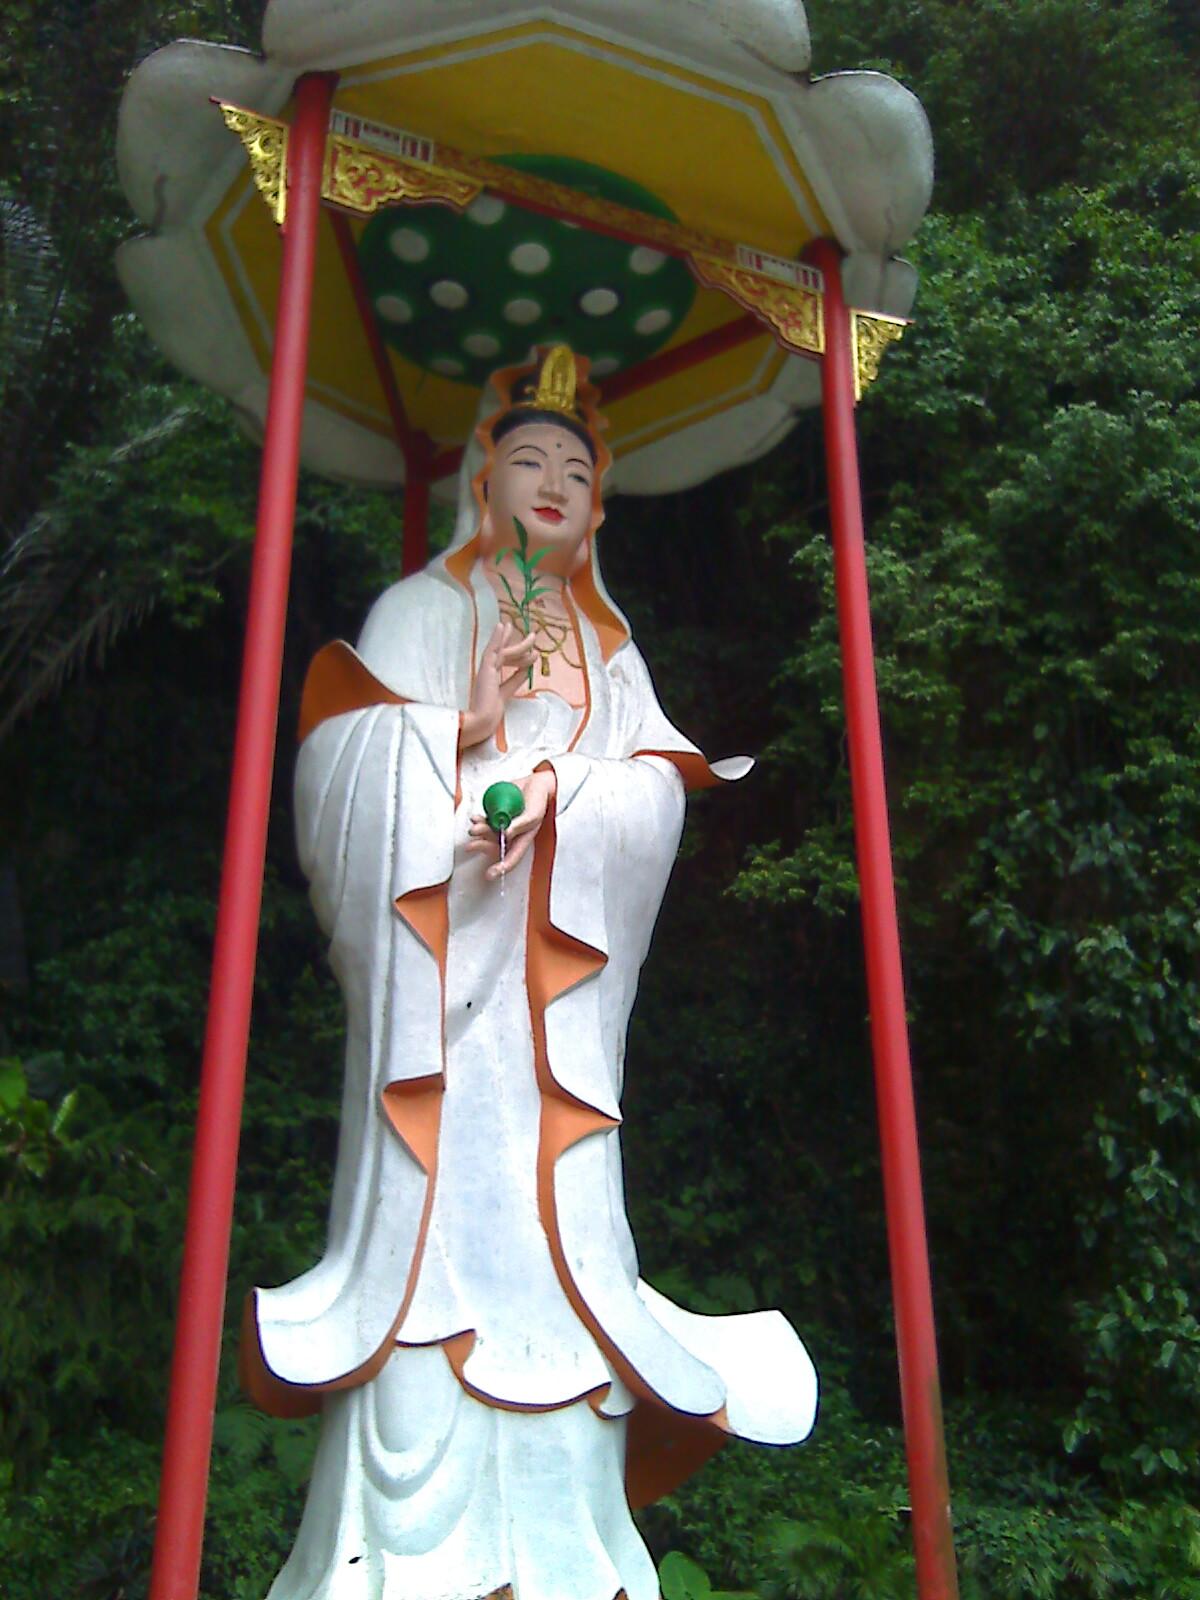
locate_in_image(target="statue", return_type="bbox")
[240,347,817,1600]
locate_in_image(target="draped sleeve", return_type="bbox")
[244,576,468,1401]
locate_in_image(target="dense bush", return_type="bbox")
[5,0,1200,1595]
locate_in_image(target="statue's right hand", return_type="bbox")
[460,621,536,749]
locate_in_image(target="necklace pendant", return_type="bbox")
[540,654,551,676]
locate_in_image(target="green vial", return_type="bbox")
[482,781,525,834]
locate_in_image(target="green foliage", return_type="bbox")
[812,0,1199,212]
[660,1550,755,1600]
[655,1392,1200,1600]
[650,1382,913,1599]
[1,1033,180,1479]
[1069,1074,1200,1487]
[0,1411,317,1600]
[6,0,1200,1594]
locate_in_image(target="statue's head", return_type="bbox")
[475,346,609,580]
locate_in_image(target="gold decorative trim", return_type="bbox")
[851,310,907,400]
[215,103,731,262]
[688,253,823,358]
[324,135,482,216]
[215,102,925,390]
[320,120,731,261]
[214,102,830,363]
[449,154,730,260]
[218,104,288,227]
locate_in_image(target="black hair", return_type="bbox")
[490,375,597,463]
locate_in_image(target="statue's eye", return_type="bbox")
[568,471,590,486]
[512,457,541,470]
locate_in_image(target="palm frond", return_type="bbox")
[0,586,158,740]
[0,194,62,400]
[0,405,203,739]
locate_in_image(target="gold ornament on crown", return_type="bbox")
[517,344,580,419]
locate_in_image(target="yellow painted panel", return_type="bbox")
[203,32,815,463]
[206,173,274,375]
[310,219,391,427]
[204,190,786,452]
[604,330,787,453]
[392,352,490,444]
[334,22,826,255]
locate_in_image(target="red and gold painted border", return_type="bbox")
[217,101,908,391]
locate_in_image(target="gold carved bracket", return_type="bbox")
[219,104,288,226]
[851,310,907,400]
[218,103,483,225]
[323,136,482,216]
[688,253,824,358]
[317,113,730,258]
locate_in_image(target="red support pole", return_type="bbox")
[403,471,431,574]
[147,71,334,1600]
[808,236,959,1600]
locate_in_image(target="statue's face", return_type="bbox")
[483,420,596,576]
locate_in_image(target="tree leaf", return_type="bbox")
[0,1059,27,1112]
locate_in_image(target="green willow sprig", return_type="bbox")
[494,516,551,687]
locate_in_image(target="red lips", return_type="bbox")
[533,505,564,524]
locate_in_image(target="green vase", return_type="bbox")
[482,780,525,833]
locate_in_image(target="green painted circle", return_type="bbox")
[357,153,696,387]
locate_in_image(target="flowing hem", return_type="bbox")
[266,1345,659,1600]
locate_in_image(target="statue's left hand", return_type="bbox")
[466,768,557,881]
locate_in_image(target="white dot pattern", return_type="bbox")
[503,298,543,326]
[629,247,667,275]
[580,287,620,317]
[635,307,672,336]
[463,332,501,358]
[375,294,413,325]
[357,155,695,384]
[429,279,469,310]
[389,227,429,263]
[509,241,552,275]
[466,195,506,225]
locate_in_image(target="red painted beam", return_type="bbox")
[430,444,464,479]
[807,235,960,1600]
[327,207,433,572]
[328,208,426,463]
[598,312,764,405]
[146,71,336,1600]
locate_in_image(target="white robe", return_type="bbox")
[253,559,817,1600]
